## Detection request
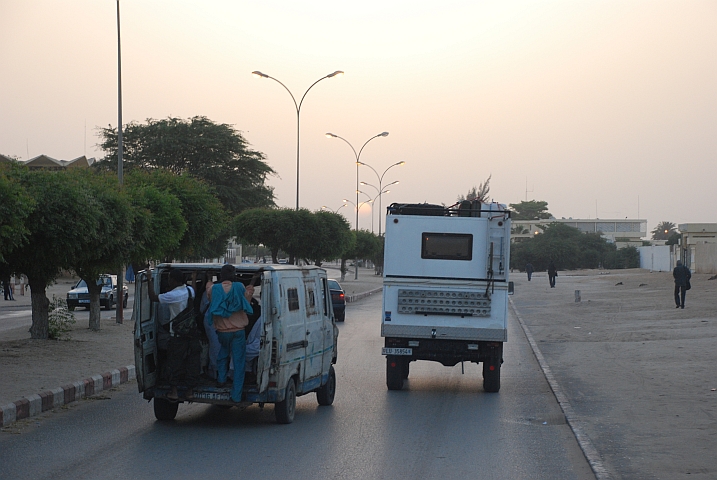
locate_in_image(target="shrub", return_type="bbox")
[48,295,76,340]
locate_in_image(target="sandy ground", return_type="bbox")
[510,268,717,479]
[0,269,382,408]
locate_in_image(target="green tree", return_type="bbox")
[67,170,134,331]
[2,169,107,339]
[457,175,491,202]
[341,230,382,279]
[304,211,354,266]
[0,164,35,262]
[143,170,228,261]
[509,200,551,220]
[651,221,677,241]
[96,116,276,215]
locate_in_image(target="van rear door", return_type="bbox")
[133,270,157,392]
[257,272,274,393]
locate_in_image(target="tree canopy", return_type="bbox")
[457,175,491,203]
[96,116,276,215]
[0,164,35,262]
[511,222,639,271]
[651,221,677,240]
[509,200,552,220]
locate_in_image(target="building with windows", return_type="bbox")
[511,218,647,246]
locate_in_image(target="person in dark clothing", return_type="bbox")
[148,269,200,401]
[525,262,534,281]
[673,260,691,309]
[548,261,557,288]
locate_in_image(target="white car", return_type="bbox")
[66,275,128,311]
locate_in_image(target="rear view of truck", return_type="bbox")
[381,200,511,392]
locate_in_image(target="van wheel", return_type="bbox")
[483,361,501,393]
[275,377,296,424]
[316,365,336,406]
[154,397,179,421]
[386,356,404,390]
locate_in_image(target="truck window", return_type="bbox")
[287,288,300,311]
[421,233,473,260]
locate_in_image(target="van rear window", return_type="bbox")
[421,233,473,260]
[287,288,300,311]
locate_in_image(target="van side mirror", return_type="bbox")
[508,281,514,295]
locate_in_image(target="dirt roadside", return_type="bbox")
[0,268,382,410]
[511,268,717,479]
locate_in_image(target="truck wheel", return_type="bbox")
[386,356,404,390]
[316,365,336,406]
[154,397,179,421]
[483,362,501,393]
[402,360,410,379]
[275,377,297,424]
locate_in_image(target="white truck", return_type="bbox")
[381,200,512,392]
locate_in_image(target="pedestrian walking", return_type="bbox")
[548,261,557,288]
[673,260,691,309]
[525,262,534,281]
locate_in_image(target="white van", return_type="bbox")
[133,263,338,424]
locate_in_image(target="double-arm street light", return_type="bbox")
[358,161,405,236]
[321,204,347,214]
[360,181,397,233]
[326,132,389,279]
[252,70,343,210]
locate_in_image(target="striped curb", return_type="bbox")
[1,365,136,428]
[509,298,611,480]
[345,287,382,303]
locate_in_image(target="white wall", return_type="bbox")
[639,245,671,272]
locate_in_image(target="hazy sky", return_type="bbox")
[2,1,716,234]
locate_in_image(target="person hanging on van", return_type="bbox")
[147,269,200,401]
[206,264,254,403]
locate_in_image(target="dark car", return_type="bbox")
[66,275,128,311]
[328,279,345,322]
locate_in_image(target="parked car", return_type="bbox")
[328,279,345,322]
[66,275,129,311]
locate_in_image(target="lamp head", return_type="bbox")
[252,71,268,78]
[327,71,344,78]
[325,133,337,138]
[398,161,406,166]
[379,132,389,137]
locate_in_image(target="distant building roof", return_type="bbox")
[0,153,18,164]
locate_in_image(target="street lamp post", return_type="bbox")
[358,161,405,236]
[357,190,378,233]
[326,132,389,279]
[360,180,398,235]
[321,204,348,214]
[252,70,343,210]
[115,0,124,325]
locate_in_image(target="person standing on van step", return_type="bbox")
[548,261,558,288]
[673,260,692,309]
[147,269,200,401]
[206,264,254,403]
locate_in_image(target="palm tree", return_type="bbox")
[651,221,676,240]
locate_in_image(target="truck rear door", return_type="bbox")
[133,270,157,392]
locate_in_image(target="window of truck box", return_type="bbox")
[421,233,473,260]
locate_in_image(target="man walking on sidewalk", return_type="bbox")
[673,260,691,309]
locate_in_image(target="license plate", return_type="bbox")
[193,392,229,401]
[382,347,412,356]
[79,300,90,304]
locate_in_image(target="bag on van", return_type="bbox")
[171,287,197,336]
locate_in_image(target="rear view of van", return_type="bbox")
[133,263,339,424]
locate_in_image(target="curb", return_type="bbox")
[345,287,382,303]
[1,365,136,428]
[509,298,610,480]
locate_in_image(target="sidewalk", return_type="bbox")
[0,268,382,428]
[510,268,717,479]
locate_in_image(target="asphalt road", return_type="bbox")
[0,295,594,480]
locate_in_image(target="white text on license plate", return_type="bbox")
[79,300,90,304]
[382,347,412,356]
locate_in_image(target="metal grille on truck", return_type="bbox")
[397,289,491,316]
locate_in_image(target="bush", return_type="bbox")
[48,295,76,340]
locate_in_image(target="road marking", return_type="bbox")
[510,297,611,480]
